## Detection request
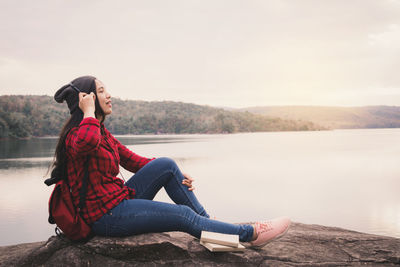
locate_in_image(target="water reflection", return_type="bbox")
[0,167,55,246]
[0,135,209,161]
[115,134,207,146]
[0,138,57,159]
[0,158,52,169]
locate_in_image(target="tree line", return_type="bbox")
[0,95,323,138]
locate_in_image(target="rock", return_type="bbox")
[1,222,399,266]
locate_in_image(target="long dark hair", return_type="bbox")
[46,86,105,180]
[47,111,83,179]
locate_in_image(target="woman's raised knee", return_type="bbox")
[153,157,178,170]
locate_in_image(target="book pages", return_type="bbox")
[200,241,246,252]
[200,231,240,248]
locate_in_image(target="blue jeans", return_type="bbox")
[92,157,254,242]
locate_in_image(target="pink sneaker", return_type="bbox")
[249,217,291,248]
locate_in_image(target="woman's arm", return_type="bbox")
[66,117,101,156]
[108,131,194,190]
[66,92,101,156]
[106,131,154,173]
[119,142,154,173]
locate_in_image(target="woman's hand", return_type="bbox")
[182,173,195,191]
[79,92,96,118]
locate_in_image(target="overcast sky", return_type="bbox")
[1,0,399,108]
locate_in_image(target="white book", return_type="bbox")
[200,231,240,248]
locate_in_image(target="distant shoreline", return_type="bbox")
[2,95,400,139]
[3,126,400,141]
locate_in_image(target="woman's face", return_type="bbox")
[95,79,112,116]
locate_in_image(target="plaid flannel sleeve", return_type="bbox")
[107,132,154,173]
[66,117,101,156]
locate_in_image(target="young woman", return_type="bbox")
[50,75,291,248]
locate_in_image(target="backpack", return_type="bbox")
[44,156,92,241]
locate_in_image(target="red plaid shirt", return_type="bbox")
[65,117,154,224]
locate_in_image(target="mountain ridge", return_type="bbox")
[234,105,400,129]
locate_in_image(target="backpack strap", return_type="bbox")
[44,161,67,186]
[44,176,59,186]
[78,156,90,212]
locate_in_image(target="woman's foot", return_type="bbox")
[248,217,291,248]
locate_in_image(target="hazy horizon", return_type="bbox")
[1,0,400,108]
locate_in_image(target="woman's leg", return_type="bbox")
[92,199,254,242]
[125,157,209,217]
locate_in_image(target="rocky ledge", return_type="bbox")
[1,222,399,266]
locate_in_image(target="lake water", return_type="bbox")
[0,129,399,246]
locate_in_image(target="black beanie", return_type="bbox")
[54,75,97,114]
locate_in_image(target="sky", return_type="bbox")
[0,0,400,108]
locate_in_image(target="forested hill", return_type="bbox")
[238,106,400,129]
[0,95,323,138]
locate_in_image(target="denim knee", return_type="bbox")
[154,157,178,172]
[175,205,196,230]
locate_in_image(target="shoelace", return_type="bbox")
[256,221,274,234]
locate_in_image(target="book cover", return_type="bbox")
[200,231,240,248]
[200,241,246,252]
